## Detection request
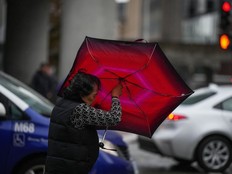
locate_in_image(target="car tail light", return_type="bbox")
[167,113,187,121]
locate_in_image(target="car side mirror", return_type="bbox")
[0,103,6,119]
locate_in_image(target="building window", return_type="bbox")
[206,0,215,12]
[188,0,197,17]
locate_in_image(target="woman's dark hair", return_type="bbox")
[63,71,101,101]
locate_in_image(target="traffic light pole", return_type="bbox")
[219,0,232,50]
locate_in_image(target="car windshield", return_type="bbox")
[0,72,54,117]
[181,91,216,105]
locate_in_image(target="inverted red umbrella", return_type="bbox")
[58,36,193,138]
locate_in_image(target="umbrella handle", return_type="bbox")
[99,127,117,151]
[101,128,108,142]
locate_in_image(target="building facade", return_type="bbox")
[2,0,117,84]
[139,0,231,87]
[1,0,231,88]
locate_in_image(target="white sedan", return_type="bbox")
[151,84,232,172]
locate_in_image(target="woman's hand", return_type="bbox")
[111,83,123,98]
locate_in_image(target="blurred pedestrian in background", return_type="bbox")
[31,62,58,102]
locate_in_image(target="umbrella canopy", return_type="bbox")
[58,36,193,138]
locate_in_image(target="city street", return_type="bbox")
[122,133,232,174]
[1,1,232,174]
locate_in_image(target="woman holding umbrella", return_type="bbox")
[45,71,123,174]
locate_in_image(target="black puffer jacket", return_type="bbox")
[45,98,99,174]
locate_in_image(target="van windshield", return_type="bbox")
[0,72,54,117]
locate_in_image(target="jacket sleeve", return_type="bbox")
[70,97,122,129]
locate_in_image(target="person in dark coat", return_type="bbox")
[31,62,57,102]
[45,71,123,174]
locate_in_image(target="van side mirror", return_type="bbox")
[0,103,6,119]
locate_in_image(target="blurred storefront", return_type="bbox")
[1,0,231,88]
[121,0,232,88]
[2,0,117,84]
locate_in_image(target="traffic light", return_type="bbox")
[219,34,230,49]
[219,0,232,50]
[220,0,231,30]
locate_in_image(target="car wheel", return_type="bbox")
[196,136,232,172]
[16,157,45,174]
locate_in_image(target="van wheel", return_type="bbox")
[16,157,45,174]
[196,136,232,172]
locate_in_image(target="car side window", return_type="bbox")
[10,104,28,120]
[221,97,232,112]
[0,93,10,119]
[0,92,28,120]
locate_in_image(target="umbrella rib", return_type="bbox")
[99,90,112,106]
[124,79,172,97]
[99,77,191,98]
[147,44,157,67]
[123,81,152,137]
[124,79,192,97]
[100,77,119,80]
[86,39,160,98]
[104,69,121,78]
[122,44,157,79]
[86,39,100,64]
